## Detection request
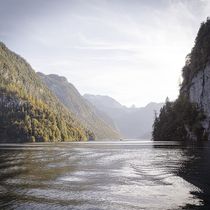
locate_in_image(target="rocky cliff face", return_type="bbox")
[153,19,210,141]
[179,18,210,140]
[182,64,210,139]
[188,64,210,114]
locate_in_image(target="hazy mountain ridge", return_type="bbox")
[37,73,120,140]
[0,42,94,142]
[84,94,163,139]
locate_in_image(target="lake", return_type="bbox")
[0,141,210,210]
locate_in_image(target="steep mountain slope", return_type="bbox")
[153,18,210,141]
[84,94,163,139]
[0,42,94,142]
[37,73,120,140]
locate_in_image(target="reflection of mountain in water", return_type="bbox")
[176,141,210,209]
[0,142,208,209]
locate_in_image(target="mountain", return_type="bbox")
[84,95,124,110]
[84,94,163,139]
[37,73,120,140]
[0,42,94,142]
[153,18,210,141]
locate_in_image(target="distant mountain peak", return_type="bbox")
[84,94,163,139]
[145,102,163,109]
[84,94,123,109]
[37,72,68,83]
[0,41,6,48]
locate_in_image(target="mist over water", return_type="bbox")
[0,141,209,210]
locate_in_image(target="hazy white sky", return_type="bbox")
[0,0,210,107]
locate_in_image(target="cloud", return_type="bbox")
[0,0,209,106]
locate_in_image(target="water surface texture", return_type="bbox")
[0,141,210,210]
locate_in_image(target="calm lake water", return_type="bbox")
[0,141,210,210]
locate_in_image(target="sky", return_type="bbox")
[0,0,210,107]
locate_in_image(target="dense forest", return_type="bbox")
[152,96,206,141]
[0,42,95,142]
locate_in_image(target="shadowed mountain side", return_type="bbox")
[37,73,120,140]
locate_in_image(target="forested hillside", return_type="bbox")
[37,73,120,140]
[0,42,94,142]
